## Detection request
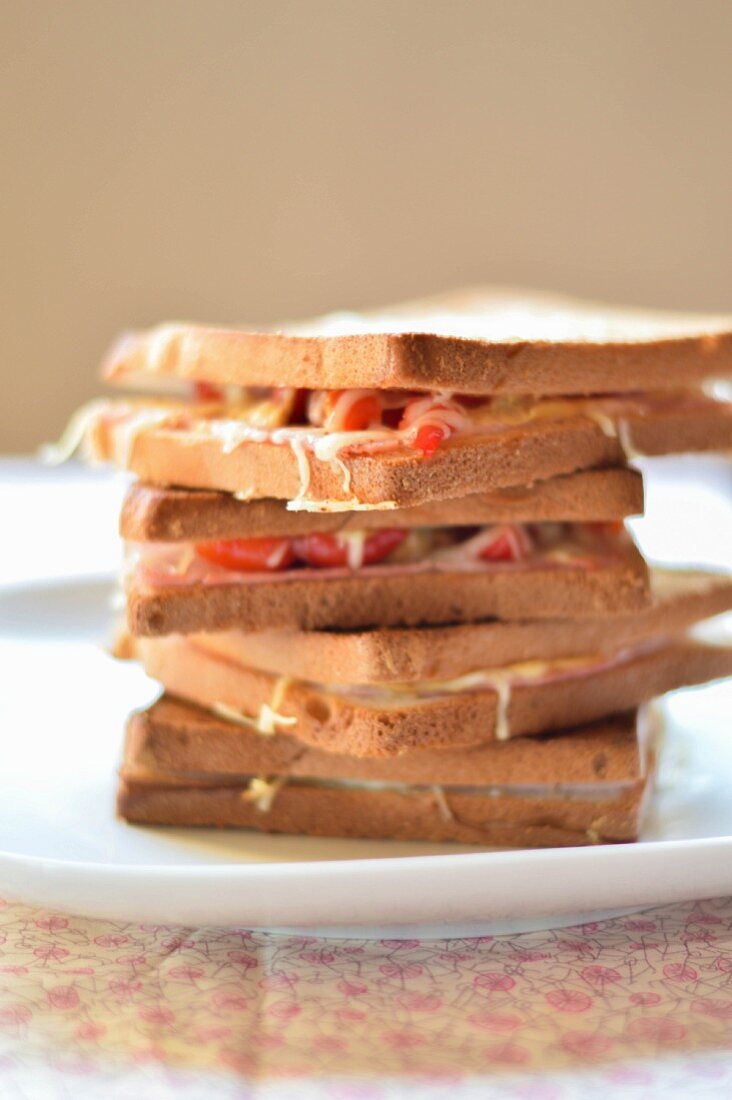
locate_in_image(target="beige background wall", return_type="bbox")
[2,0,731,451]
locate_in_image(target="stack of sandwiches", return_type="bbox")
[71,288,732,847]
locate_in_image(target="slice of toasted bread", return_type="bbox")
[103,287,732,396]
[118,700,648,846]
[123,696,646,787]
[91,405,623,507]
[117,777,645,846]
[127,544,650,635]
[88,397,731,508]
[120,467,643,542]
[133,631,732,755]
[621,407,732,456]
[190,568,732,683]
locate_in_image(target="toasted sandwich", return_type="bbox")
[125,517,649,634]
[130,569,732,755]
[56,286,732,850]
[75,289,732,511]
[119,697,654,846]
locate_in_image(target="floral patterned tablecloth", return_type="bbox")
[2,895,732,1098]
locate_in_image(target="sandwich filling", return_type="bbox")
[122,768,646,804]
[95,381,731,455]
[118,770,649,842]
[120,696,657,838]
[255,643,651,741]
[59,384,731,509]
[128,520,633,588]
[143,633,667,742]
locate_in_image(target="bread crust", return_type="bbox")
[622,409,732,456]
[120,468,644,541]
[123,696,643,786]
[134,633,732,755]
[127,548,650,635]
[103,287,732,396]
[189,567,732,683]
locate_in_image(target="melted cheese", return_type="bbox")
[616,418,639,459]
[240,776,286,812]
[38,398,111,465]
[257,677,296,735]
[340,530,368,570]
[324,653,612,745]
[287,435,312,505]
[172,545,196,575]
[702,378,732,402]
[73,391,617,514]
[586,410,618,439]
[119,407,179,464]
[490,675,513,741]
[334,456,352,495]
[311,429,394,462]
[688,611,732,647]
[211,702,266,732]
[270,675,291,712]
[287,497,399,513]
[265,542,292,570]
[211,685,297,737]
[190,414,389,507]
[431,785,455,823]
[229,776,636,809]
[207,420,269,455]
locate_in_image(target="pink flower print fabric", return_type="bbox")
[0,896,732,1096]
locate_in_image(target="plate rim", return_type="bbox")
[2,832,732,878]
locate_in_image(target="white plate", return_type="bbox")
[1,574,732,937]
